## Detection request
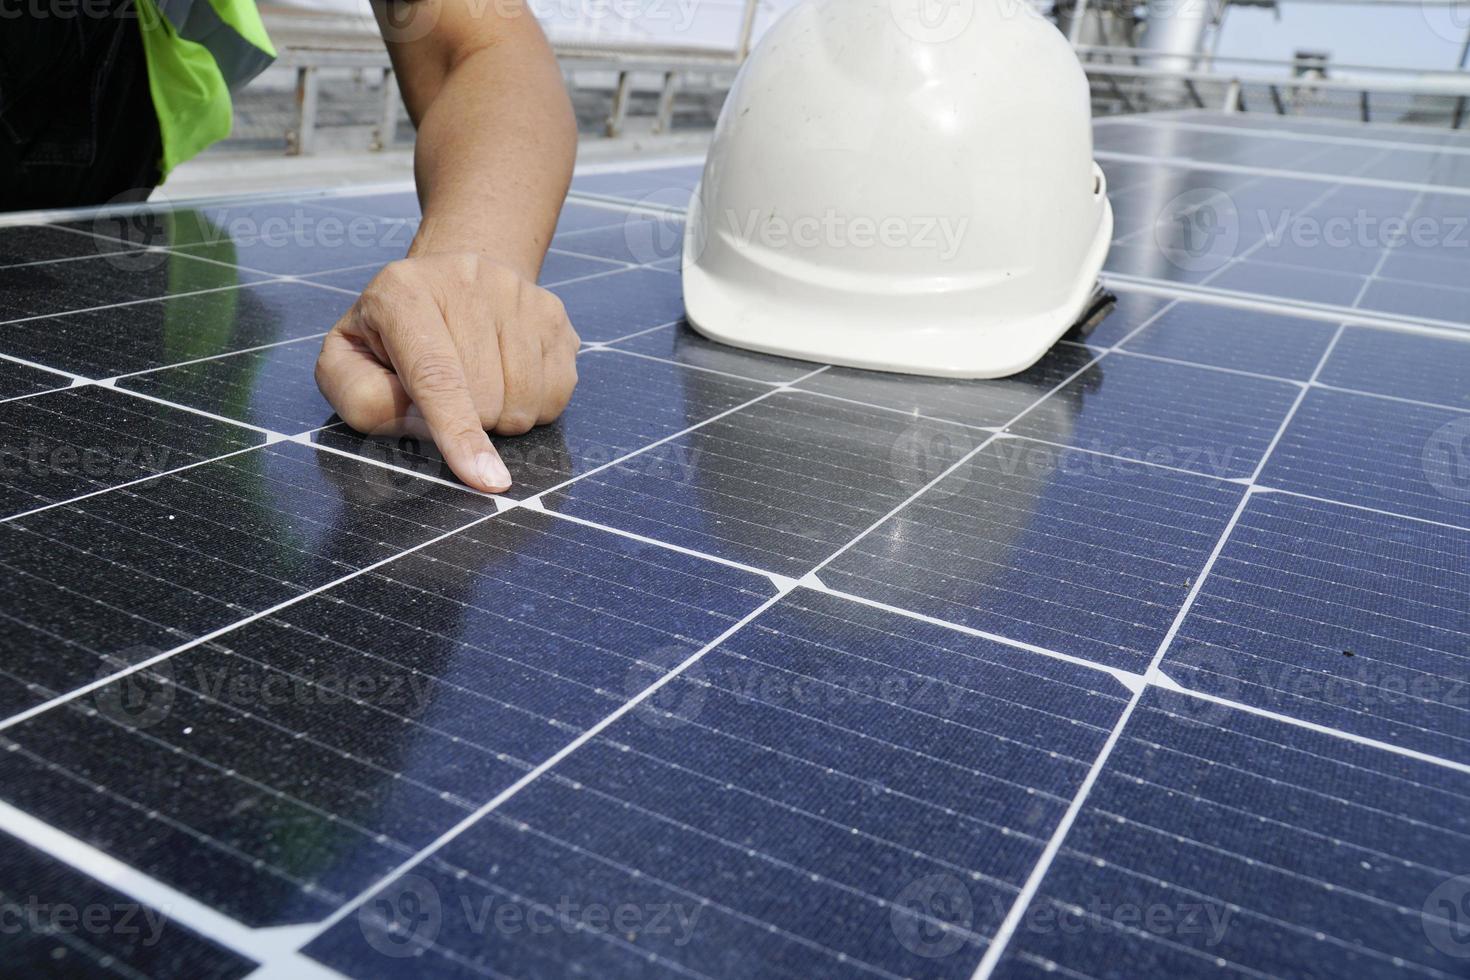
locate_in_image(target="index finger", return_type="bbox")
[364,281,513,493]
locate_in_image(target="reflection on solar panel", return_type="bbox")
[0,110,1467,979]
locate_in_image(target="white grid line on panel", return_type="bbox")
[967,316,1350,980]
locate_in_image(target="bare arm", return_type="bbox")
[385,0,576,277]
[314,0,579,493]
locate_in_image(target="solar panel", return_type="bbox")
[0,114,1467,979]
[0,829,256,978]
[1098,157,1470,328]
[1095,123,1470,189]
[1108,110,1470,149]
[985,686,1470,978]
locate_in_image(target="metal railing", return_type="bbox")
[1079,59,1470,128]
[259,0,1469,154]
[1077,44,1457,79]
[259,1,760,153]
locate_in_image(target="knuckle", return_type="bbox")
[536,287,567,319]
[354,289,389,325]
[559,322,582,352]
[373,259,416,292]
[541,309,579,354]
[544,365,578,418]
[496,410,537,436]
[338,404,374,435]
[334,390,382,434]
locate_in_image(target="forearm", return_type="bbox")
[406,25,576,280]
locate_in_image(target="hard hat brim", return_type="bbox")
[682,197,1114,381]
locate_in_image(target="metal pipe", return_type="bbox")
[1075,44,1453,76]
[1222,78,1243,111]
[1067,0,1090,45]
[1082,60,1470,97]
[736,0,760,60]
[1142,0,1216,73]
[606,70,633,138]
[652,70,679,134]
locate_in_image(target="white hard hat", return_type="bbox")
[682,0,1113,379]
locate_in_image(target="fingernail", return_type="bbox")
[476,449,512,492]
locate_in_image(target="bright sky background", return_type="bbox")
[1214,4,1468,71]
[283,0,1469,72]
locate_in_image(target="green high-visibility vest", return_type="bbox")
[134,0,276,177]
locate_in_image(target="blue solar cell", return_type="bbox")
[538,248,625,286]
[822,438,1244,671]
[1208,260,1366,307]
[990,688,1470,980]
[1378,251,1470,289]
[1233,238,1386,276]
[1362,149,1470,188]
[554,202,644,235]
[0,250,260,323]
[550,267,686,343]
[0,223,137,267]
[0,508,774,927]
[167,204,419,277]
[546,391,990,576]
[1007,351,1302,480]
[316,191,422,221]
[307,588,1131,979]
[611,320,816,384]
[0,358,69,400]
[1121,301,1338,379]
[0,280,351,377]
[1106,190,1174,243]
[117,337,338,435]
[0,441,496,717]
[0,830,257,978]
[1318,325,1470,410]
[1259,387,1470,529]
[1067,289,1176,349]
[556,219,684,266]
[570,166,703,202]
[792,344,1094,428]
[1103,243,1217,285]
[297,264,381,294]
[0,384,265,518]
[1359,278,1470,325]
[1165,491,1470,763]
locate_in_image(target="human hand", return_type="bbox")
[315,253,579,493]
